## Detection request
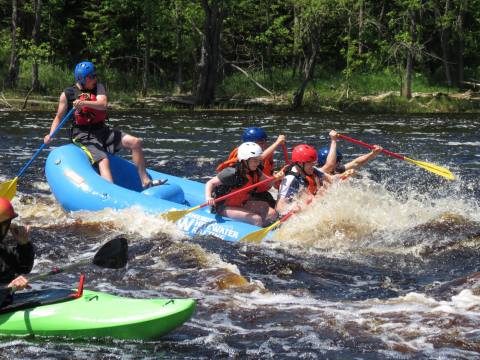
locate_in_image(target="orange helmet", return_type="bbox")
[0,198,18,223]
[292,144,318,163]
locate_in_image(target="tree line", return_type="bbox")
[1,0,479,109]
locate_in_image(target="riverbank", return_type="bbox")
[2,90,480,113]
[2,67,480,113]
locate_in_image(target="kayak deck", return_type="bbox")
[0,289,195,340]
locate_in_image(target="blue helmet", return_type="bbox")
[242,127,267,142]
[74,61,96,86]
[317,146,343,166]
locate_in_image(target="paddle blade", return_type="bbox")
[93,236,128,269]
[0,178,17,201]
[239,221,280,244]
[161,205,201,222]
[404,157,455,180]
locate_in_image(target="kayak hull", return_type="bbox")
[45,144,268,242]
[0,289,195,340]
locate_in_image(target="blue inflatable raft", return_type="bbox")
[45,144,268,242]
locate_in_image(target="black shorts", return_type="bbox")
[71,124,124,164]
[250,191,277,208]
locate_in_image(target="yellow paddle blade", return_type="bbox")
[239,220,281,244]
[161,205,201,222]
[0,177,18,201]
[404,157,455,180]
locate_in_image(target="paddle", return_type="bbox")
[162,174,283,222]
[282,143,290,164]
[0,236,128,306]
[338,134,455,180]
[240,210,295,243]
[0,107,75,200]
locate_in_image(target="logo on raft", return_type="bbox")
[176,213,240,239]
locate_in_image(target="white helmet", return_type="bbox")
[237,142,263,161]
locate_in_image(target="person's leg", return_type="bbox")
[218,206,263,227]
[97,157,113,182]
[244,200,277,226]
[121,134,150,187]
[72,130,112,182]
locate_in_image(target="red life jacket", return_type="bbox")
[64,85,107,126]
[216,147,274,176]
[213,164,267,208]
[224,170,260,207]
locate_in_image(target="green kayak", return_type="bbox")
[0,289,195,340]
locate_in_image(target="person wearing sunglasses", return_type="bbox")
[0,198,34,303]
[44,61,153,189]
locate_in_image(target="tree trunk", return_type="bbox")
[456,3,465,87]
[402,51,413,99]
[291,3,300,79]
[292,45,317,110]
[358,0,364,56]
[195,0,225,107]
[438,0,452,87]
[8,0,20,88]
[174,0,184,94]
[401,11,415,99]
[31,0,42,91]
[265,0,273,86]
[141,0,152,96]
[142,42,149,96]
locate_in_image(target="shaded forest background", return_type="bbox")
[1,0,480,110]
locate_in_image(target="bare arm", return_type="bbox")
[344,145,383,171]
[321,130,339,174]
[261,134,285,161]
[205,177,222,205]
[44,92,68,144]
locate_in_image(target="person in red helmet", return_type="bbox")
[0,198,34,304]
[276,144,330,215]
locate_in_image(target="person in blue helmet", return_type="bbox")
[44,61,153,188]
[216,127,285,208]
[318,130,383,175]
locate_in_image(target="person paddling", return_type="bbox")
[276,144,330,216]
[0,198,34,306]
[318,130,383,175]
[44,61,154,188]
[216,127,285,207]
[206,142,279,227]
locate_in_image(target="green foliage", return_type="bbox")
[0,0,479,112]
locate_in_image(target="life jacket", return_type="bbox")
[213,164,265,208]
[285,163,324,196]
[64,85,107,126]
[216,147,273,175]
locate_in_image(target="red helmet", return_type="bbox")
[292,144,318,163]
[0,198,17,223]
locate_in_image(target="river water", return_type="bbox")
[0,110,479,359]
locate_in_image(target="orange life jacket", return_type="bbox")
[223,170,260,207]
[213,165,268,208]
[216,147,274,176]
[64,85,107,126]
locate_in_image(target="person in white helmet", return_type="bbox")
[205,142,279,227]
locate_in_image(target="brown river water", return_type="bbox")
[0,110,479,359]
